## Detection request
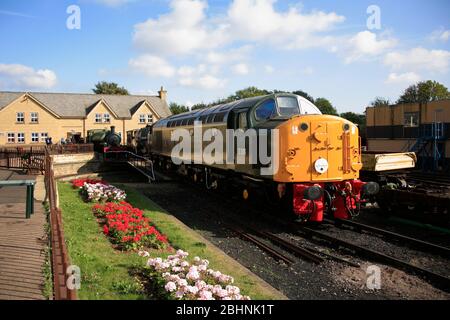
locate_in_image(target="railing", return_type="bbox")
[0,144,94,172]
[44,148,77,300]
[0,147,46,172]
[47,143,94,155]
[104,150,156,182]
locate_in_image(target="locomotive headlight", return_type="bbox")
[362,182,380,196]
[314,158,328,174]
[304,185,323,200]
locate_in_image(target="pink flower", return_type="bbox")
[165,281,177,292]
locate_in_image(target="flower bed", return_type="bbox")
[145,249,250,300]
[93,201,168,250]
[81,182,127,202]
[72,178,106,189]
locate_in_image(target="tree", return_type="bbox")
[233,87,271,100]
[292,90,314,103]
[92,81,129,95]
[340,112,366,128]
[169,102,189,115]
[397,80,450,104]
[314,97,338,115]
[191,103,208,110]
[370,97,390,107]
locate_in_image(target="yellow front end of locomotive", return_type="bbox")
[274,115,362,183]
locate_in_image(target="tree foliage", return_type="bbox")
[292,90,314,103]
[397,80,450,104]
[169,102,189,115]
[370,97,390,107]
[92,81,129,95]
[340,112,366,128]
[314,97,338,115]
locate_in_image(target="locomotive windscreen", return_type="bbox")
[277,96,300,117]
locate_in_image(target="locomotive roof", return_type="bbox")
[155,93,298,127]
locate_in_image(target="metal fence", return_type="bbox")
[0,144,94,173]
[0,146,46,173]
[44,149,77,300]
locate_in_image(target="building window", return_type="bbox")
[404,112,419,127]
[30,112,39,123]
[16,112,25,123]
[7,133,15,143]
[95,113,102,123]
[40,132,48,143]
[103,114,110,123]
[139,114,146,123]
[147,114,153,123]
[31,133,39,143]
[17,133,25,143]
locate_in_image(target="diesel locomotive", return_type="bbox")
[133,93,379,222]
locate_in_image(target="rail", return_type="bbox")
[44,147,77,300]
[104,150,156,182]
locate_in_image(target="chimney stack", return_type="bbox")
[158,86,167,101]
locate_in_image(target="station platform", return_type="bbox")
[0,169,46,300]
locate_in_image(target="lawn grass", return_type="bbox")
[58,182,147,300]
[58,181,285,300]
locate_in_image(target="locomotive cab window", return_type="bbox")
[277,96,300,117]
[255,99,276,121]
[237,112,248,129]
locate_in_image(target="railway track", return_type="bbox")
[293,224,450,293]
[227,221,361,267]
[324,218,450,258]
[149,169,450,293]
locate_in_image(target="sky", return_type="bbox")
[0,0,449,113]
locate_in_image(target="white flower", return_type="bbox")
[164,281,177,292]
[177,279,188,287]
[186,270,200,281]
[138,250,149,257]
[198,290,214,300]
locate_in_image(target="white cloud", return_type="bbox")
[232,63,249,75]
[345,31,397,63]
[264,65,274,74]
[205,45,252,65]
[0,63,57,89]
[429,28,450,42]
[227,0,345,49]
[128,55,176,77]
[179,74,226,89]
[385,72,421,85]
[384,47,450,73]
[133,0,227,56]
[133,0,345,57]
